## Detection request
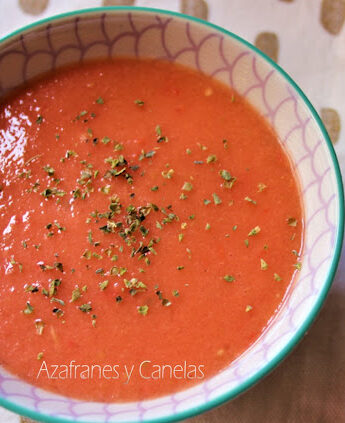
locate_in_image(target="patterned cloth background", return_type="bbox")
[0,0,344,422]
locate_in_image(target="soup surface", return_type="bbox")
[0,59,302,402]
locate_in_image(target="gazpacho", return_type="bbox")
[0,58,303,402]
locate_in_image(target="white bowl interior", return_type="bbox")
[0,9,341,422]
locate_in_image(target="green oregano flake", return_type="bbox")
[294,262,302,271]
[162,169,174,179]
[35,320,45,335]
[138,305,149,315]
[102,136,111,144]
[99,280,109,291]
[248,226,261,236]
[220,169,231,181]
[92,314,97,327]
[82,249,92,260]
[258,183,267,192]
[219,170,237,188]
[124,278,146,292]
[260,258,268,270]
[212,193,222,205]
[41,187,66,198]
[96,97,104,104]
[10,256,23,272]
[65,150,77,159]
[23,302,34,314]
[182,181,193,191]
[155,125,168,143]
[139,226,149,237]
[162,299,171,307]
[206,154,217,164]
[274,273,282,281]
[71,287,81,302]
[155,125,162,137]
[119,267,127,276]
[48,278,61,297]
[114,143,123,151]
[79,303,92,313]
[54,222,65,232]
[244,196,257,205]
[52,307,64,318]
[51,297,65,306]
[101,185,111,195]
[43,165,55,176]
[25,284,39,293]
[287,217,297,227]
[134,99,144,106]
[224,275,235,282]
[139,150,156,160]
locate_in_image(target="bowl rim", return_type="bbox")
[0,6,343,423]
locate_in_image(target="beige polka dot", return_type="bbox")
[254,32,279,62]
[19,0,48,15]
[102,0,135,5]
[320,0,345,35]
[321,108,341,144]
[20,418,38,423]
[181,0,209,20]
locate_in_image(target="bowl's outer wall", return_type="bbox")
[0,8,343,423]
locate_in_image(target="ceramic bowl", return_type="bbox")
[0,7,343,423]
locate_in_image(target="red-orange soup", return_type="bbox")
[0,59,302,402]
